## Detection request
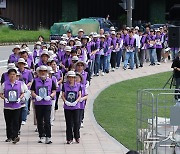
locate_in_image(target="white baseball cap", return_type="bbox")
[64,46,72,52]
[67,71,76,77]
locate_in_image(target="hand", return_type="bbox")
[21,97,26,102]
[71,101,78,107]
[16,98,21,103]
[44,96,51,101]
[65,101,72,106]
[4,98,9,104]
[36,95,42,101]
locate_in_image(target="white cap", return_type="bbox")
[36,41,41,45]
[111,31,116,35]
[93,32,99,38]
[61,34,68,40]
[38,65,48,71]
[17,58,27,65]
[64,46,71,52]
[155,28,161,32]
[110,26,115,31]
[13,45,21,50]
[24,47,30,52]
[75,41,82,47]
[7,63,16,69]
[72,56,79,61]
[67,71,76,77]
[75,61,86,69]
[74,37,80,41]
[41,51,50,57]
[60,40,67,46]
[50,40,56,44]
[16,71,21,76]
[100,35,105,38]
[135,26,139,30]
[126,27,130,30]
[78,29,84,33]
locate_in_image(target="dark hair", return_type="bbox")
[8,68,17,75]
[21,43,28,48]
[126,150,139,154]
[50,60,57,65]
[38,35,44,39]
[71,50,77,54]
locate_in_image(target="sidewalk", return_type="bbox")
[0,62,172,154]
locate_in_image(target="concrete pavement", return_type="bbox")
[0,62,172,154]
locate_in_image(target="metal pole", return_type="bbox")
[127,0,132,27]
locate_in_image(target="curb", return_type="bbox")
[0,42,36,46]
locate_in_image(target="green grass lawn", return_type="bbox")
[0,27,50,43]
[93,71,173,150]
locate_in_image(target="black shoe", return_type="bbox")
[12,137,20,144]
[5,138,12,142]
[67,140,73,144]
[75,138,80,143]
[18,131,21,135]
[139,65,143,67]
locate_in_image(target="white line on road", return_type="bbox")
[0,60,8,63]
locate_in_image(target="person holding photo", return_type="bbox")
[0,68,25,144]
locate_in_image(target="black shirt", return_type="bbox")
[171,57,180,78]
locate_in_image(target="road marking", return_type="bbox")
[0,60,8,63]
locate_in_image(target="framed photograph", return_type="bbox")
[0,0,6,8]
[38,86,48,99]
[66,91,77,103]
[8,90,18,102]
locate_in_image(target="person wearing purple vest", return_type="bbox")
[33,41,43,65]
[110,31,117,71]
[123,30,136,70]
[91,33,100,76]
[60,46,72,75]
[35,50,50,70]
[99,35,107,76]
[75,61,89,87]
[51,60,63,111]
[31,65,56,144]
[75,72,88,128]
[139,31,148,67]
[19,49,34,70]
[62,71,81,144]
[17,58,33,125]
[147,29,156,66]
[155,29,163,65]
[0,68,25,144]
[8,45,20,64]
[104,32,112,73]
[116,32,123,68]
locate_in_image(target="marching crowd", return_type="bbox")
[0,25,173,145]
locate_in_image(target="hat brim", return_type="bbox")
[75,61,86,69]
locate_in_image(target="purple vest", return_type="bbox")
[8,54,19,63]
[91,39,100,55]
[79,83,87,109]
[122,34,129,44]
[147,35,156,49]
[33,49,43,61]
[34,77,53,106]
[125,37,136,47]
[105,37,112,55]
[155,35,163,49]
[53,69,62,92]
[19,69,33,85]
[63,82,81,110]
[61,54,72,73]
[4,80,22,109]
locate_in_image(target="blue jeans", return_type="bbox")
[22,100,29,121]
[100,55,106,72]
[148,48,156,64]
[105,54,111,71]
[124,52,134,69]
[88,60,94,77]
[134,47,140,67]
[94,54,101,75]
[116,49,122,67]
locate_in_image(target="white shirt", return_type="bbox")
[134,34,141,48]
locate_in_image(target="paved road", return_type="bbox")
[0,45,34,68]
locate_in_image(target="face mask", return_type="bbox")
[37,46,41,50]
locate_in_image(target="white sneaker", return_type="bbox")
[38,137,45,143]
[112,68,115,72]
[21,121,26,125]
[156,62,161,65]
[116,67,119,69]
[45,137,52,144]
[164,59,167,63]
[51,122,54,126]
[101,72,105,76]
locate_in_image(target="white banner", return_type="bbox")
[0,0,6,8]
